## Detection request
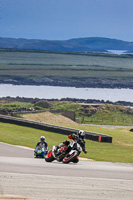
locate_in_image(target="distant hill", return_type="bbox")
[0,37,133,53]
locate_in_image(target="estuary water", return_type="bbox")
[0,84,133,102]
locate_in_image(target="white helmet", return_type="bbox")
[40,136,45,142]
[77,130,85,139]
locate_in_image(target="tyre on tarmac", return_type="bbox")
[45,150,55,162]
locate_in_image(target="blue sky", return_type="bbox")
[0,0,133,41]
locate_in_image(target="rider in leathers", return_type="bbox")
[35,136,49,153]
[55,130,87,155]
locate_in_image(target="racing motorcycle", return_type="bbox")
[45,140,83,164]
[34,147,48,158]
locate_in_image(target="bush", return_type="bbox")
[34,100,52,108]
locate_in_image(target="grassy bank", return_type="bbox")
[0,122,133,163]
[1,100,133,126]
[0,50,133,88]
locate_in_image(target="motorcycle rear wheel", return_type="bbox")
[45,150,55,162]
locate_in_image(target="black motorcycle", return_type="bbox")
[45,140,83,164]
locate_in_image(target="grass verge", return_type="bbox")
[0,122,133,163]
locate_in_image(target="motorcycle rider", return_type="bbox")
[54,130,87,155]
[67,130,87,154]
[35,136,49,153]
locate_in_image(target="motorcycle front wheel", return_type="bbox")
[63,151,79,164]
[45,150,55,162]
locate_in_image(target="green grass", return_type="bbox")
[1,51,133,69]
[0,122,133,163]
[81,111,133,125]
[0,65,133,79]
[0,122,67,150]
[51,101,82,111]
[79,104,133,126]
[0,51,133,87]
[1,101,133,125]
[0,101,33,109]
[71,124,133,163]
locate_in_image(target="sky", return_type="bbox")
[0,0,133,42]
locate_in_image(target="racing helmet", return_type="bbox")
[40,136,45,143]
[77,130,85,139]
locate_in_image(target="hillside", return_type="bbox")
[0,37,133,53]
[22,111,78,127]
[0,100,133,126]
[0,49,133,89]
[21,102,133,126]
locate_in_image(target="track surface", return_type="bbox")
[0,142,133,200]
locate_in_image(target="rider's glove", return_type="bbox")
[72,133,76,139]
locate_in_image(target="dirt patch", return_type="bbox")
[0,194,32,199]
[117,141,133,147]
[22,111,78,127]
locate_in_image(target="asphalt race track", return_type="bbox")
[0,142,133,200]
